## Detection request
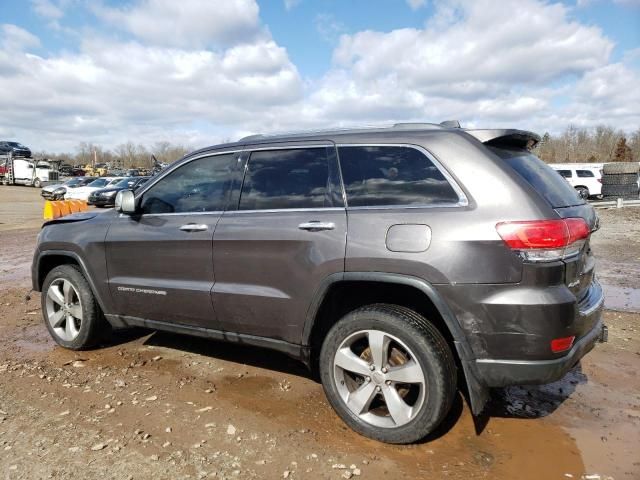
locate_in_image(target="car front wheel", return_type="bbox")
[319,304,456,444]
[41,265,109,350]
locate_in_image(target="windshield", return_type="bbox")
[489,147,584,208]
[113,177,139,188]
[88,178,109,188]
[63,178,82,187]
[7,142,27,148]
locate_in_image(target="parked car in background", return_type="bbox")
[548,163,603,199]
[88,176,149,207]
[41,177,95,200]
[32,122,606,444]
[59,165,86,177]
[126,169,140,176]
[0,141,32,158]
[64,177,123,201]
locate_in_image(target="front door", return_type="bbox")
[106,152,237,328]
[212,144,347,344]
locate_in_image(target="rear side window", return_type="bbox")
[140,153,235,214]
[489,147,584,208]
[239,148,331,210]
[556,169,572,178]
[338,146,459,207]
[577,170,595,178]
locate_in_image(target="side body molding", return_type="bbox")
[301,271,489,415]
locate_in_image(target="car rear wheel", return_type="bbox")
[319,304,456,444]
[41,265,109,350]
[575,186,589,199]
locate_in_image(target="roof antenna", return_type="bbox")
[440,120,461,128]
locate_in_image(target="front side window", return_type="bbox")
[576,170,595,178]
[140,154,235,214]
[239,148,331,210]
[338,146,459,207]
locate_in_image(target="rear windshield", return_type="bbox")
[489,147,584,208]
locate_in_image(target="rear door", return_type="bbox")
[212,144,346,344]
[105,152,237,328]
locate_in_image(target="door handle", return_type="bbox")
[179,223,208,232]
[298,221,335,232]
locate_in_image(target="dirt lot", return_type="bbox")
[0,186,639,480]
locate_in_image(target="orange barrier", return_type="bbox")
[58,201,71,217]
[43,199,89,220]
[69,200,82,213]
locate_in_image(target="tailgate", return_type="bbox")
[554,204,599,301]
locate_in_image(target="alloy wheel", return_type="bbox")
[333,329,426,428]
[45,278,83,341]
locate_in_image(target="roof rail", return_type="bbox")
[392,122,444,130]
[238,121,461,142]
[439,120,461,128]
[239,134,265,141]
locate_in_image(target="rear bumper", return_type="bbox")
[474,281,605,387]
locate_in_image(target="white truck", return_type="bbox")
[0,154,60,187]
[548,163,603,199]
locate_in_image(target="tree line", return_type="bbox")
[535,125,640,164]
[34,141,191,169]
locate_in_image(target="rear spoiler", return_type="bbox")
[465,129,541,149]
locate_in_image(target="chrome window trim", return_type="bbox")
[335,143,469,208]
[119,210,224,218]
[224,207,345,215]
[245,144,334,152]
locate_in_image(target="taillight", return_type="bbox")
[551,336,575,353]
[496,218,590,262]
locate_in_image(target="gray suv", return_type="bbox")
[31,123,606,444]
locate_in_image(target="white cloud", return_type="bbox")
[30,0,64,19]
[315,14,347,43]
[0,24,301,151]
[0,24,41,52]
[284,0,301,11]
[407,0,427,10]
[0,0,637,154]
[94,0,263,49]
[293,0,623,134]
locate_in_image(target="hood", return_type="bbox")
[43,211,100,227]
[43,183,65,192]
[92,187,121,194]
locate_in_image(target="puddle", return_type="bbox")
[601,283,640,312]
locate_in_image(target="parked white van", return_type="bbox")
[548,163,603,199]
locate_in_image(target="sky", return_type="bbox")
[0,0,639,153]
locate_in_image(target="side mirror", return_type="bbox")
[115,189,136,214]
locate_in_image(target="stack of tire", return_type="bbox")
[601,162,640,200]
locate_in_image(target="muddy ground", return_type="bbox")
[0,186,638,480]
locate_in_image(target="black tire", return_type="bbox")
[319,304,456,444]
[41,265,109,350]
[602,162,640,175]
[33,178,42,188]
[575,186,589,200]
[602,183,639,197]
[601,173,639,185]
